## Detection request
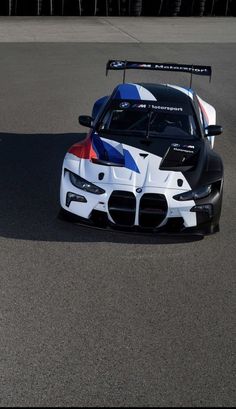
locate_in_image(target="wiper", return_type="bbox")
[146,109,154,140]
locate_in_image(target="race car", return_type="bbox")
[60,60,224,235]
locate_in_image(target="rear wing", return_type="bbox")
[106,60,212,87]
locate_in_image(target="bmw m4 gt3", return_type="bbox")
[60,60,224,235]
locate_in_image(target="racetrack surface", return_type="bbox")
[0,42,235,406]
[0,17,235,43]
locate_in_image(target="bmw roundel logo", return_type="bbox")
[111,61,125,68]
[136,188,142,193]
[119,101,130,109]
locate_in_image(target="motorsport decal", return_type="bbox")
[171,143,196,154]
[131,103,184,112]
[110,99,189,114]
[107,60,212,77]
[159,143,200,171]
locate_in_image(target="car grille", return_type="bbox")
[139,194,168,228]
[108,191,136,226]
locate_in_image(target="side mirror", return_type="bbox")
[205,125,223,137]
[78,115,93,128]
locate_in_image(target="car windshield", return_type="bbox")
[97,100,201,140]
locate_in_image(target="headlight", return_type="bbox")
[173,185,212,201]
[68,171,105,195]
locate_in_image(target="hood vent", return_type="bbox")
[160,144,200,172]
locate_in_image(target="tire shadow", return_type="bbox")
[0,132,203,244]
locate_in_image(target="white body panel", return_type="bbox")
[60,140,197,228]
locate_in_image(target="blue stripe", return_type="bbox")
[114,84,140,100]
[92,134,140,173]
[92,133,107,158]
[102,140,124,164]
[124,149,140,173]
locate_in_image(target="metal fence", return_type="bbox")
[0,0,235,16]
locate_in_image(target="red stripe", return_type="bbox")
[69,137,97,160]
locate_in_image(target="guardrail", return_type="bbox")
[0,0,235,16]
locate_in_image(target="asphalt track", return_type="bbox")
[0,40,235,406]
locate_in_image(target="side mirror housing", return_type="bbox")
[205,125,223,137]
[79,115,93,128]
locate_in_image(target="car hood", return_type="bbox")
[66,134,211,191]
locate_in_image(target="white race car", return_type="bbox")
[60,60,223,235]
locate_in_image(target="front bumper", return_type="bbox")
[60,170,202,232]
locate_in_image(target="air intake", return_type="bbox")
[139,194,168,228]
[108,191,136,226]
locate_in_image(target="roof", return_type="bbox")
[113,83,194,103]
